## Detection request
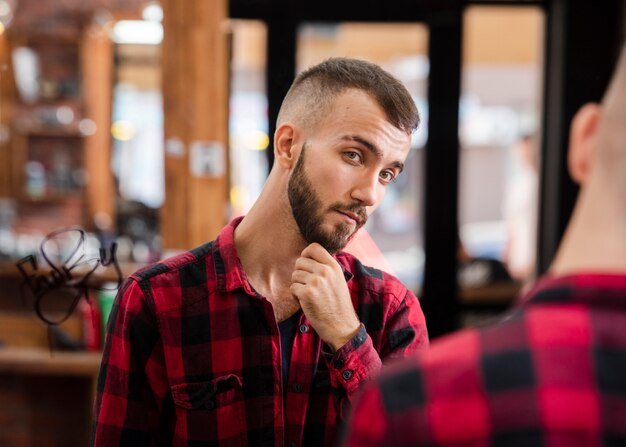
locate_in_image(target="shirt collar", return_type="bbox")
[212,216,354,293]
[522,273,626,309]
[212,216,256,294]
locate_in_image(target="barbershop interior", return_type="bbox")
[0,0,624,445]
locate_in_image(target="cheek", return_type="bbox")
[319,168,351,192]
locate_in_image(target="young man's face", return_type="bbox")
[287,89,412,254]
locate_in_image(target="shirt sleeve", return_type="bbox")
[341,381,390,447]
[92,278,169,446]
[324,288,428,415]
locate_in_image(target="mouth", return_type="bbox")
[336,209,362,226]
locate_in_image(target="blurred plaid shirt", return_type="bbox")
[343,274,626,447]
[92,217,428,446]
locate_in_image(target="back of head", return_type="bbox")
[277,57,419,136]
[596,43,626,176]
[551,42,626,276]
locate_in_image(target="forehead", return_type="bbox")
[315,89,412,156]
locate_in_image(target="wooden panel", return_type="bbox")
[82,24,115,231]
[161,0,190,250]
[298,23,429,70]
[0,34,15,198]
[161,0,229,250]
[464,6,545,65]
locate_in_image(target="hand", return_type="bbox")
[290,243,361,351]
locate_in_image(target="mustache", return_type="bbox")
[332,203,368,225]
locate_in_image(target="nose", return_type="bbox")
[350,171,379,208]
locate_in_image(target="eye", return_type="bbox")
[379,170,397,184]
[344,151,362,163]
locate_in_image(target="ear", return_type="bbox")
[568,103,601,185]
[273,123,299,169]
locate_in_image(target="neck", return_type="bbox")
[234,173,308,297]
[550,180,626,277]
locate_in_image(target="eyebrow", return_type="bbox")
[341,135,405,173]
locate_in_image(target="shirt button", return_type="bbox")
[299,324,309,333]
[342,370,354,380]
[333,359,344,369]
[205,399,215,410]
[292,383,303,393]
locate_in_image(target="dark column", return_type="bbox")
[265,14,297,171]
[420,4,463,339]
[538,0,624,274]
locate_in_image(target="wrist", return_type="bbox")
[329,323,361,352]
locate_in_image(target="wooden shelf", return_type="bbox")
[15,125,84,138]
[4,24,115,236]
[0,259,144,281]
[0,347,101,377]
[8,29,82,44]
[18,191,84,204]
[458,281,521,307]
[13,103,85,137]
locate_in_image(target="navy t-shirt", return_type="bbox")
[278,310,302,397]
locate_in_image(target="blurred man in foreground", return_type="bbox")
[343,43,626,447]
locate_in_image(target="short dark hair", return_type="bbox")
[277,57,420,135]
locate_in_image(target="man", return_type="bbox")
[343,44,626,447]
[93,58,428,447]
[502,134,539,284]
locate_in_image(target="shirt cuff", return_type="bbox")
[323,324,382,396]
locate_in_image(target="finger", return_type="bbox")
[291,269,311,285]
[300,242,335,264]
[290,282,307,300]
[294,256,321,274]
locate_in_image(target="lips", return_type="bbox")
[341,211,360,223]
[335,208,366,226]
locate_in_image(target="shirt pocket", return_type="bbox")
[171,374,246,443]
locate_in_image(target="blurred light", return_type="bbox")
[79,118,97,136]
[459,96,519,147]
[93,211,113,231]
[0,123,10,144]
[231,130,269,151]
[112,20,163,45]
[12,46,40,103]
[142,2,163,23]
[0,1,11,16]
[111,120,136,141]
[248,130,269,150]
[56,106,74,125]
[0,0,14,29]
[230,185,247,213]
[93,8,114,28]
[393,55,430,81]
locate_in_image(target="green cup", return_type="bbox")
[98,284,117,348]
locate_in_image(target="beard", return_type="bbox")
[287,143,368,254]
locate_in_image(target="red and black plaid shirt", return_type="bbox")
[92,217,428,446]
[343,273,626,447]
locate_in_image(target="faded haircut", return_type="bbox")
[597,41,626,170]
[277,57,420,135]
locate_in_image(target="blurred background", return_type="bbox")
[0,0,624,445]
